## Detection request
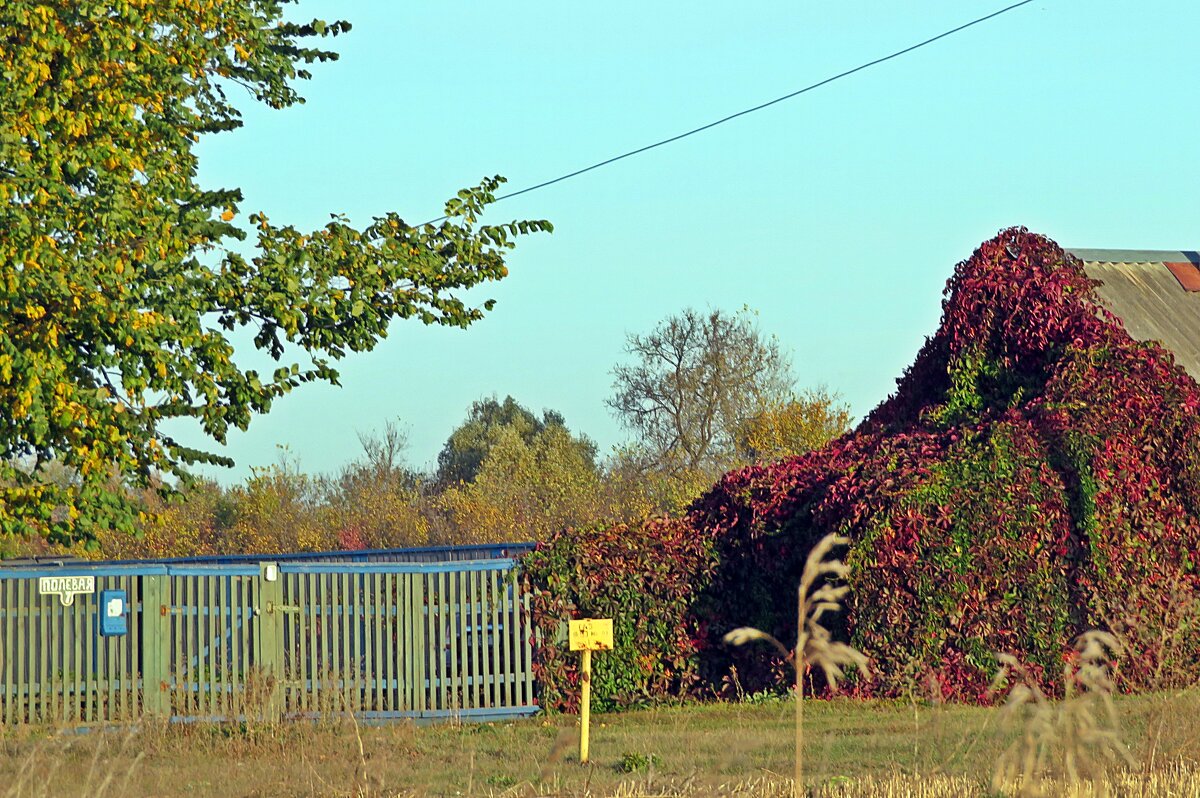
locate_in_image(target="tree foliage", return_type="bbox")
[96,430,431,559]
[319,422,429,550]
[734,387,853,464]
[608,308,794,477]
[597,446,714,520]
[436,395,594,486]
[75,401,696,560]
[0,1,551,544]
[437,423,602,544]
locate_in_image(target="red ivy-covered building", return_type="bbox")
[689,234,1200,702]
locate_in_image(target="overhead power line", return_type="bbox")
[423,0,1038,225]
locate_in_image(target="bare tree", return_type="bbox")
[322,419,419,500]
[607,308,794,476]
[356,419,412,484]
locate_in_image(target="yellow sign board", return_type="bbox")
[568,618,613,651]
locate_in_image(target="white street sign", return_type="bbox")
[38,575,96,606]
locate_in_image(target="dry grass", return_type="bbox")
[602,765,1200,797]
[2,690,1199,797]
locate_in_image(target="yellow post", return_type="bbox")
[580,648,592,763]
[568,618,612,767]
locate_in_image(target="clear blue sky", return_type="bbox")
[180,0,1200,481]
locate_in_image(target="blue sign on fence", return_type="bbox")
[98,589,128,637]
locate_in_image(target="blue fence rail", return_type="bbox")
[4,542,536,570]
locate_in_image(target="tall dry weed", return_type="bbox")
[724,533,870,798]
[989,630,1134,796]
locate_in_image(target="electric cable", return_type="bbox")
[420,0,1038,226]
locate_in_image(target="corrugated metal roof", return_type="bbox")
[1066,248,1200,380]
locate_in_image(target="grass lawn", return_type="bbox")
[3,690,1200,797]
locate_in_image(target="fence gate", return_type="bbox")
[0,551,539,726]
[141,565,264,721]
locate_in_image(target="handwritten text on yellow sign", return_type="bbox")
[568,618,613,651]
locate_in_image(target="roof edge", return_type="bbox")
[1068,248,1200,265]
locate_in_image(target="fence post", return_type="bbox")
[140,574,169,718]
[256,563,284,721]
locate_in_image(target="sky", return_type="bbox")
[178,0,1200,482]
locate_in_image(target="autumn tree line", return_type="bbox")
[5,308,851,560]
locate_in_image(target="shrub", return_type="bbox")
[521,516,718,712]
[617,751,662,773]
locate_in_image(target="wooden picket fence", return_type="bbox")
[0,545,539,726]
